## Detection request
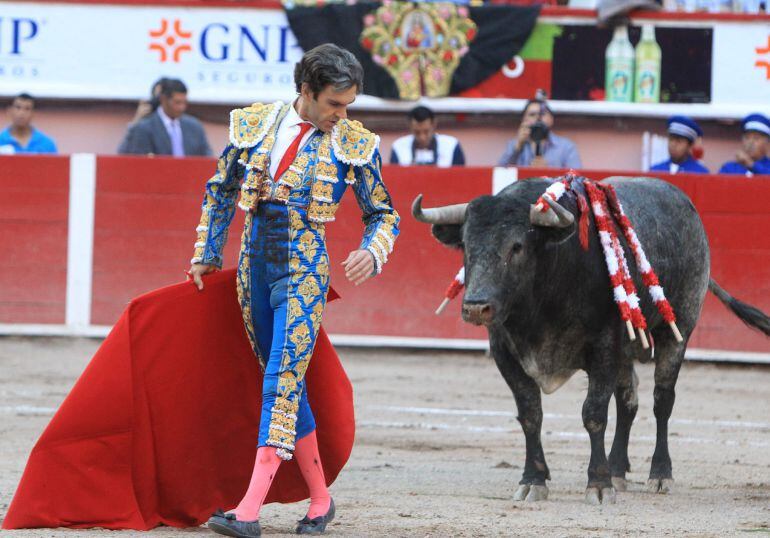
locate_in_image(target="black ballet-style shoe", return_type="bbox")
[295,498,335,535]
[207,509,262,538]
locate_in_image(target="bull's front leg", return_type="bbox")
[582,343,619,505]
[489,334,550,502]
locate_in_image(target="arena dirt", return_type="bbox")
[1,337,768,537]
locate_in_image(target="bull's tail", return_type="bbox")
[708,279,770,336]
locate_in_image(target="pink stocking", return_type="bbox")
[294,431,331,519]
[233,446,282,521]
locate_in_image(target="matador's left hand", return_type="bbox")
[342,249,375,286]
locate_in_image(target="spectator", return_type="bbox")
[390,106,465,167]
[0,93,57,155]
[117,77,169,154]
[650,116,709,174]
[119,78,212,157]
[498,98,581,169]
[718,113,770,177]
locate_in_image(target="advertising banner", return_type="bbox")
[0,3,303,104]
[0,2,767,110]
[712,22,770,105]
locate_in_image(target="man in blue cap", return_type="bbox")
[650,116,708,174]
[718,113,770,177]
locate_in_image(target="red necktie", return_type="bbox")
[274,122,312,180]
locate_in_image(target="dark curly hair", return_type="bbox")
[294,44,364,98]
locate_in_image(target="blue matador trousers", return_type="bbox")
[236,202,330,460]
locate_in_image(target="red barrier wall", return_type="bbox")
[1,155,768,354]
[0,155,70,324]
[90,155,246,325]
[322,166,490,341]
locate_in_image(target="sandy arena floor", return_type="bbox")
[0,336,768,537]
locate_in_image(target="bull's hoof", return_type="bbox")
[646,478,674,494]
[584,486,616,505]
[513,484,549,502]
[513,484,529,501]
[611,476,628,492]
[526,485,549,502]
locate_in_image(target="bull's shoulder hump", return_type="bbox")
[604,176,689,199]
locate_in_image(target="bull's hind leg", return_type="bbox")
[647,333,686,494]
[582,340,619,505]
[490,335,550,502]
[608,361,639,492]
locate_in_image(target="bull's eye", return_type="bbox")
[504,242,523,265]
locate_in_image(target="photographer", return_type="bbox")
[497,96,581,169]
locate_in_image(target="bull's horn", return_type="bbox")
[412,194,468,225]
[529,197,575,228]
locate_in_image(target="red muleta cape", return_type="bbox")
[3,269,354,530]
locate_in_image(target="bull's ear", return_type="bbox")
[432,224,464,249]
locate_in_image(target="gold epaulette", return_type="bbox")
[331,119,380,166]
[229,101,284,149]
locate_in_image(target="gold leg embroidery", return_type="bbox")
[236,212,263,369]
[265,206,329,460]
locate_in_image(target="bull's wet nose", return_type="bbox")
[462,302,494,326]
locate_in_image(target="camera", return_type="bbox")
[529,89,550,155]
[529,121,550,144]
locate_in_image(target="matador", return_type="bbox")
[188,44,399,537]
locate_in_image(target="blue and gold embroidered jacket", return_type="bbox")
[191,101,400,274]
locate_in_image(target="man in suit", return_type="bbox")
[118,78,212,157]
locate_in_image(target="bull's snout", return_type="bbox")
[462,301,494,326]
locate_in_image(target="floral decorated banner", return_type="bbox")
[285,2,540,101]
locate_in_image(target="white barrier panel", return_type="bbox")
[65,154,96,330]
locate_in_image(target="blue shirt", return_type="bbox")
[718,157,770,177]
[0,127,57,154]
[650,156,709,174]
[498,133,582,169]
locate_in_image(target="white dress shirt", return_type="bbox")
[156,107,184,157]
[269,102,317,179]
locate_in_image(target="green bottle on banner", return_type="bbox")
[634,24,661,103]
[605,25,634,102]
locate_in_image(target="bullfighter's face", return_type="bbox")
[299,83,357,133]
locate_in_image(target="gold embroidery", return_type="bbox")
[371,183,389,206]
[317,132,333,162]
[230,102,283,148]
[311,181,334,202]
[236,212,261,367]
[298,230,318,262]
[310,300,325,330]
[289,253,302,273]
[345,165,357,185]
[290,321,312,358]
[331,119,378,166]
[237,104,291,211]
[288,296,303,326]
[307,201,339,223]
[298,274,320,306]
[359,3,476,100]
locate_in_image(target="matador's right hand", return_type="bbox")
[187,263,216,291]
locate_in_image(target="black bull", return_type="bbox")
[413,176,770,505]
